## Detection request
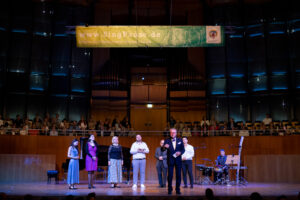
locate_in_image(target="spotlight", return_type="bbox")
[146,104,153,109]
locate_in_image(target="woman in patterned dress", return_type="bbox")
[67,139,80,189]
[108,136,123,188]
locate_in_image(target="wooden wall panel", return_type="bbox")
[0,154,56,183]
[244,155,300,183]
[170,110,206,123]
[90,110,127,122]
[0,135,300,182]
[131,108,167,131]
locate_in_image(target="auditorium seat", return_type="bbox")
[291,121,299,127]
[282,120,289,127]
[245,121,253,129]
[273,121,280,128]
[254,121,262,130]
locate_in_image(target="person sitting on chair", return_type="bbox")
[214,149,229,184]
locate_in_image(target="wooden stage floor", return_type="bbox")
[0,181,300,199]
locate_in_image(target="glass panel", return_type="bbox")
[0,31,8,89]
[296,74,300,89]
[72,7,89,25]
[246,25,266,76]
[27,94,46,120]
[6,93,26,119]
[71,78,88,93]
[33,3,53,35]
[267,22,288,74]
[8,33,31,73]
[0,1,10,30]
[209,97,228,122]
[48,96,68,120]
[11,1,32,33]
[228,78,247,94]
[51,76,69,94]
[227,28,246,76]
[31,36,50,74]
[229,97,248,122]
[51,37,71,76]
[251,96,270,121]
[69,96,87,121]
[289,18,300,73]
[208,79,226,95]
[53,6,72,35]
[295,96,300,121]
[250,75,268,92]
[206,47,226,78]
[71,40,90,77]
[271,75,288,90]
[29,75,48,91]
[7,72,28,92]
[270,96,289,121]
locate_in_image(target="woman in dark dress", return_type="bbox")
[85,134,98,189]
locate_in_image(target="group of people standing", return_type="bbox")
[65,128,212,195]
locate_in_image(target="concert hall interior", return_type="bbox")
[0,0,300,199]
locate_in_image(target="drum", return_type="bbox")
[202,167,213,177]
[214,166,223,173]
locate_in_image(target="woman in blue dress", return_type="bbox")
[67,139,80,189]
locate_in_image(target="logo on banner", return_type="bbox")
[206,26,221,44]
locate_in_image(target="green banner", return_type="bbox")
[76,26,224,48]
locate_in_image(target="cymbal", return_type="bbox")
[201,158,212,162]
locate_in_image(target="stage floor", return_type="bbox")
[0,181,299,198]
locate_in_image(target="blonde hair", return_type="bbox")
[112,136,118,143]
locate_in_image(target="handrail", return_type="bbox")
[0,127,298,136]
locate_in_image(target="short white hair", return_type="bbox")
[112,136,118,143]
[170,128,177,132]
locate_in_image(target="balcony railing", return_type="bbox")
[0,128,299,137]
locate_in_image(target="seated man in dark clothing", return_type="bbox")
[214,149,229,184]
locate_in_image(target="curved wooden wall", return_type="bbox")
[0,135,300,182]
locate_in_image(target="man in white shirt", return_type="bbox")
[262,114,272,126]
[130,134,149,189]
[181,136,194,188]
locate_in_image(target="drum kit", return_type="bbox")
[195,159,247,185]
[195,158,215,185]
[194,137,248,186]
[195,155,248,186]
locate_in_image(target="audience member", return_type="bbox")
[250,192,263,200]
[50,125,58,136]
[263,114,272,126]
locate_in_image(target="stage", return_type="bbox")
[0,181,299,199]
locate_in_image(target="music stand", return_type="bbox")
[225,155,239,185]
[225,155,239,166]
